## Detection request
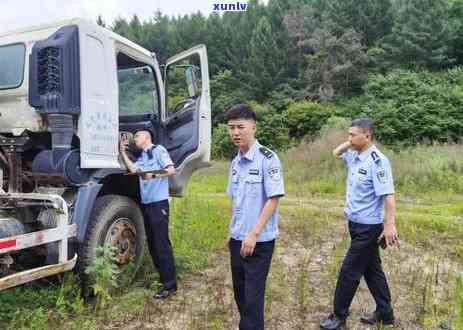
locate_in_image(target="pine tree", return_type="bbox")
[143,11,176,62]
[379,0,455,70]
[205,13,230,75]
[449,0,463,66]
[285,8,368,100]
[244,16,287,101]
[267,0,300,80]
[324,0,394,47]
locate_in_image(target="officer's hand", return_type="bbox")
[241,232,257,257]
[378,223,398,247]
[119,135,129,153]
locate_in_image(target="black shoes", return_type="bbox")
[153,286,177,299]
[320,314,346,330]
[360,310,395,326]
[321,310,394,329]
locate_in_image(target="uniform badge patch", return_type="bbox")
[377,169,387,184]
[249,169,259,175]
[268,167,281,181]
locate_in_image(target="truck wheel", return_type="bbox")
[79,195,146,288]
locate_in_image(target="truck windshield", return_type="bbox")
[0,43,26,90]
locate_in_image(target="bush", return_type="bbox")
[267,83,305,112]
[320,116,351,136]
[210,70,250,124]
[84,245,119,310]
[337,68,463,145]
[252,101,291,152]
[284,101,335,140]
[211,124,235,159]
[211,102,291,159]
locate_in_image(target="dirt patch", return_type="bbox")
[97,199,460,330]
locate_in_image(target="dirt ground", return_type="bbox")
[96,196,461,330]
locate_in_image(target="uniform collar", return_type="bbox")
[143,144,155,153]
[238,140,260,162]
[356,144,376,162]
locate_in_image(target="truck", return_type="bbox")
[0,18,211,290]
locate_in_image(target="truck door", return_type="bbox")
[161,44,211,196]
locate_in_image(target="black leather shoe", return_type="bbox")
[360,310,394,326]
[320,314,346,330]
[153,286,177,299]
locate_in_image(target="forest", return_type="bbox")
[98,0,463,158]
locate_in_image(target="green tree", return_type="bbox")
[267,0,303,79]
[252,102,291,151]
[244,16,287,101]
[284,101,335,139]
[325,0,393,47]
[211,124,235,159]
[210,70,250,124]
[285,8,369,100]
[449,0,463,66]
[205,13,230,75]
[142,11,177,62]
[341,69,463,144]
[379,0,455,70]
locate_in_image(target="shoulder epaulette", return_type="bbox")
[147,145,158,159]
[371,151,381,163]
[259,147,273,159]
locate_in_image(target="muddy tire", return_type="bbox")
[79,195,146,291]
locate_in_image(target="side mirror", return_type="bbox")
[185,67,199,98]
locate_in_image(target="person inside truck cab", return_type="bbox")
[119,128,177,299]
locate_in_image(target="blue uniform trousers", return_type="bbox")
[229,238,275,330]
[334,221,392,319]
[143,200,177,290]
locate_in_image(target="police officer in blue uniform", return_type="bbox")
[120,128,177,299]
[320,118,398,329]
[226,104,285,330]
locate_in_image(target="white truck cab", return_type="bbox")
[0,18,211,290]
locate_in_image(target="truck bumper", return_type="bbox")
[0,193,77,290]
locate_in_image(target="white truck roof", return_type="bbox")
[0,17,154,59]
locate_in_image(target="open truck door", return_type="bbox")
[161,44,211,196]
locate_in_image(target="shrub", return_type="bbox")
[252,101,291,152]
[212,102,291,159]
[84,245,119,310]
[284,101,335,140]
[211,124,235,160]
[320,116,351,136]
[336,69,463,145]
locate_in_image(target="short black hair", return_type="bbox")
[225,103,256,122]
[351,117,374,137]
[133,128,154,140]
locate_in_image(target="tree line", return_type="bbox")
[98,0,463,157]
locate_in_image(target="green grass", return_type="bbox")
[283,130,463,196]
[0,171,230,329]
[1,134,462,329]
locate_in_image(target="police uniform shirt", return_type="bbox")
[227,140,285,242]
[342,145,395,224]
[135,144,173,204]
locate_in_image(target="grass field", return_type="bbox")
[1,131,462,330]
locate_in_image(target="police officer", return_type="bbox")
[226,104,285,330]
[320,118,397,329]
[119,128,177,299]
